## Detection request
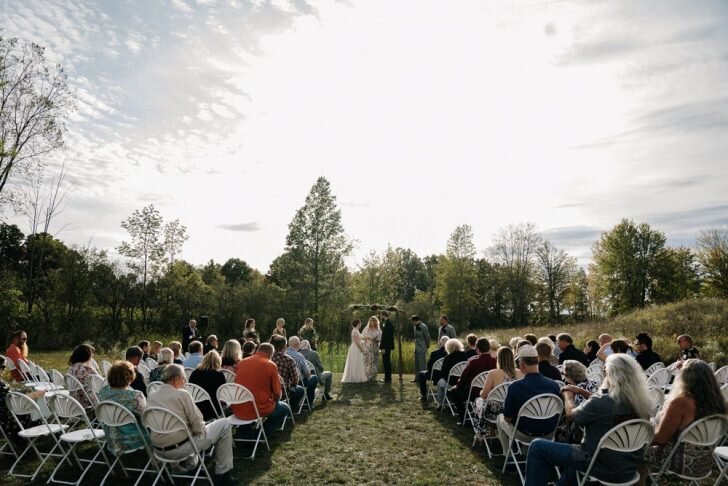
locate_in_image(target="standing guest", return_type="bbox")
[412,315,430,379]
[149,347,173,383]
[583,340,599,363]
[464,334,478,359]
[233,343,291,437]
[204,335,219,355]
[182,319,201,353]
[438,315,456,340]
[525,354,653,486]
[286,336,319,406]
[536,342,562,381]
[220,340,243,371]
[676,334,700,361]
[147,364,234,483]
[270,335,303,411]
[473,347,522,438]
[437,339,468,408]
[125,346,147,396]
[183,341,204,368]
[242,341,257,359]
[643,359,727,481]
[557,333,589,366]
[169,341,184,365]
[97,361,149,455]
[496,345,561,454]
[138,341,150,361]
[634,333,661,371]
[149,341,162,361]
[271,318,287,340]
[300,340,333,401]
[488,339,500,360]
[418,336,449,401]
[67,343,100,408]
[298,318,319,350]
[379,310,395,383]
[189,350,226,420]
[524,334,538,346]
[447,338,497,423]
[5,330,29,382]
[241,318,258,343]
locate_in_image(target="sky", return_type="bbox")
[2,0,727,270]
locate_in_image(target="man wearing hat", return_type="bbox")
[496,344,561,455]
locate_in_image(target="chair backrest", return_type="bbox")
[49,394,97,431]
[278,375,289,401]
[137,362,151,381]
[89,374,106,395]
[721,383,728,403]
[586,368,604,382]
[146,381,164,395]
[707,362,716,372]
[448,361,467,380]
[580,419,654,482]
[221,369,236,384]
[18,359,36,382]
[715,365,728,385]
[1,354,13,371]
[184,382,214,405]
[216,383,255,411]
[183,367,195,381]
[517,393,563,422]
[644,362,665,376]
[471,371,489,390]
[65,373,97,406]
[486,381,510,403]
[677,414,728,447]
[145,358,159,370]
[49,369,66,388]
[647,387,665,416]
[646,368,671,388]
[305,360,317,376]
[431,357,444,373]
[142,407,205,457]
[95,400,139,427]
[101,360,112,378]
[6,391,42,420]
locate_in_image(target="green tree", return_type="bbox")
[435,224,477,327]
[651,246,701,303]
[162,219,188,269]
[564,267,590,322]
[220,258,253,286]
[534,240,577,324]
[696,227,728,297]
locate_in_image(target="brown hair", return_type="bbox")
[466,334,478,346]
[535,342,552,360]
[169,341,182,357]
[108,361,136,388]
[524,334,538,346]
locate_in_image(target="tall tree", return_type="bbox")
[650,246,701,303]
[220,257,252,286]
[696,227,728,297]
[435,224,477,327]
[534,240,577,324]
[162,219,188,269]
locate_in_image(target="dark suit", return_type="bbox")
[418,346,447,399]
[558,344,589,366]
[131,367,147,397]
[182,325,201,353]
[380,319,395,382]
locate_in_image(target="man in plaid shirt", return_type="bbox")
[271,335,304,411]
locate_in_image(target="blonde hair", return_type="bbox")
[151,341,162,354]
[221,339,242,365]
[169,341,182,357]
[602,354,653,419]
[198,350,221,371]
[489,339,501,351]
[509,337,521,350]
[368,316,380,329]
[445,338,464,354]
[497,347,517,379]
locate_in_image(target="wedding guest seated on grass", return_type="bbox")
[149,347,173,383]
[300,339,333,401]
[641,359,727,482]
[634,333,661,371]
[67,343,100,408]
[437,338,468,409]
[169,341,184,365]
[98,361,149,455]
[418,336,449,401]
[183,340,204,368]
[557,333,588,366]
[125,346,147,396]
[464,334,478,359]
[473,346,522,439]
[536,342,561,381]
[221,339,243,371]
[189,350,226,420]
[496,344,561,454]
[447,337,496,424]
[242,341,257,359]
[524,354,653,486]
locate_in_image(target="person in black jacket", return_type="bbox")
[418,336,449,401]
[379,311,395,383]
[634,333,661,371]
[437,339,468,409]
[188,350,226,420]
[182,319,201,353]
[557,333,589,366]
[125,346,147,396]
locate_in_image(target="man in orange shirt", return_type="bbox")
[5,330,29,382]
[233,343,290,436]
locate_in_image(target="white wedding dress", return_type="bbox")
[341,329,368,383]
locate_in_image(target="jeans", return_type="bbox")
[524,438,589,486]
[264,401,291,435]
[288,385,305,411]
[303,375,319,405]
[318,371,333,395]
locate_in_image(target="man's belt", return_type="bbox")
[154,437,190,451]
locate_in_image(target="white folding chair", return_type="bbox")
[714,365,728,386]
[137,362,151,384]
[216,383,270,459]
[721,383,728,403]
[647,387,665,418]
[305,360,318,377]
[100,360,113,378]
[142,406,214,486]
[714,446,728,486]
[463,371,489,427]
[185,382,222,421]
[478,382,510,457]
[17,359,38,383]
[278,374,295,429]
[586,367,604,384]
[427,358,444,402]
[708,362,717,372]
[48,394,111,486]
[145,358,159,370]
[443,361,468,415]
[644,362,665,376]
[65,374,97,409]
[95,400,157,486]
[184,367,195,381]
[146,381,164,395]
[49,369,69,390]
[0,421,18,459]
[646,368,671,391]
[221,369,236,383]
[296,374,314,414]
[575,419,653,485]
[5,391,68,482]
[650,414,728,485]
[501,393,564,485]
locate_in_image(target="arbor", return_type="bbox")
[534,240,577,324]
[696,227,728,297]
[435,225,477,326]
[0,35,74,199]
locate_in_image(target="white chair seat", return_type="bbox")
[716,447,728,458]
[27,382,56,391]
[60,429,105,443]
[227,416,262,427]
[45,390,70,397]
[18,423,68,438]
[580,472,639,486]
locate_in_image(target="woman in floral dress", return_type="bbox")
[361,316,382,381]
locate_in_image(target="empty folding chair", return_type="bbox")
[142,406,215,486]
[146,381,164,395]
[221,369,236,384]
[575,419,654,486]
[5,391,68,482]
[216,383,270,459]
[715,365,728,386]
[48,394,111,486]
[477,382,510,458]
[427,358,444,402]
[443,361,467,415]
[17,359,39,385]
[647,386,665,419]
[50,369,68,390]
[463,371,489,427]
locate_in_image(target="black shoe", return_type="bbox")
[324,393,333,401]
[214,472,235,485]
[420,395,427,402]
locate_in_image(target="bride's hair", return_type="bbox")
[351,319,361,328]
[368,316,380,328]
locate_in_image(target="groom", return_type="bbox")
[379,310,395,383]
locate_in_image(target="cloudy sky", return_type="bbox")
[2,0,727,269]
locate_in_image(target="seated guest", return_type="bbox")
[634,333,661,371]
[5,330,29,382]
[220,340,243,371]
[583,340,599,364]
[524,334,538,346]
[300,340,333,401]
[538,337,560,367]
[270,335,304,411]
[525,354,653,486]
[464,334,478,359]
[98,361,149,455]
[509,337,521,351]
[536,342,561,381]
[447,338,496,423]
[183,341,204,368]
[488,339,500,360]
[242,341,257,359]
[149,341,162,361]
[125,346,147,396]
[643,359,727,481]
[286,336,318,407]
[596,334,613,362]
[233,343,291,437]
[203,335,219,355]
[138,340,150,361]
[169,341,184,365]
[496,345,561,455]
[147,364,234,483]
[189,350,225,421]
[67,343,100,408]
[149,347,173,383]
[555,360,599,444]
[437,339,468,407]
[557,333,588,366]
[677,334,700,361]
[474,346,522,439]
[418,336,449,401]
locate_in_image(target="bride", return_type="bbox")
[341,319,368,383]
